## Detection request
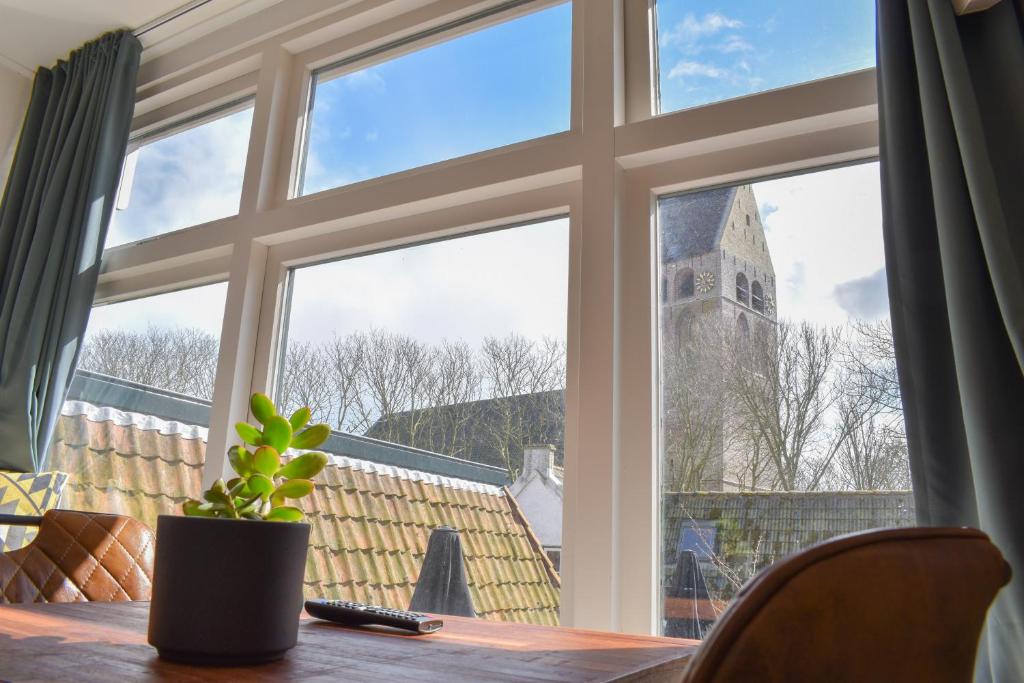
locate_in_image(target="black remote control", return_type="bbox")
[305,599,444,635]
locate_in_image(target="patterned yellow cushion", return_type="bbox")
[0,470,68,552]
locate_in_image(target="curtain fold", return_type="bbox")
[877,0,1024,680]
[0,31,141,472]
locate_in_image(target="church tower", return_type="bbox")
[659,184,777,491]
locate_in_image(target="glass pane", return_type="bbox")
[279,219,569,623]
[107,106,254,248]
[655,0,875,114]
[299,3,571,195]
[49,283,228,528]
[656,164,914,639]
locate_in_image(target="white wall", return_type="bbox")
[0,63,32,190]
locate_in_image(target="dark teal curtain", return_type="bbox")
[876,0,1024,680]
[0,31,141,472]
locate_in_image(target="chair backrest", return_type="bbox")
[684,527,1011,683]
[0,509,155,603]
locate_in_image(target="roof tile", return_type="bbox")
[48,409,560,625]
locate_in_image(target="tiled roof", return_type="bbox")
[49,402,560,624]
[664,491,916,598]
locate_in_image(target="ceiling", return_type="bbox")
[0,0,270,76]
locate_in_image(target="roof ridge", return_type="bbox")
[62,401,208,440]
[319,452,506,496]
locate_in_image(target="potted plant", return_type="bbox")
[148,392,330,665]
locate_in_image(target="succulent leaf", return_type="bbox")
[289,406,311,432]
[247,472,275,497]
[274,478,314,499]
[183,499,215,517]
[266,506,304,522]
[290,423,330,450]
[250,392,276,425]
[262,415,292,453]
[227,446,253,477]
[235,422,262,446]
[252,445,281,476]
[279,452,328,480]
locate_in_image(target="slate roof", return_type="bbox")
[664,491,916,600]
[49,401,560,624]
[659,186,736,263]
[366,390,565,474]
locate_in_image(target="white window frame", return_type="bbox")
[93,0,879,635]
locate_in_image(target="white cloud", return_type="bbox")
[286,219,570,348]
[754,162,887,325]
[338,68,386,92]
[107,108,254,247]
[668,61,728,80]
[718,35,753,53]
[661,12,743,48]
[86,283,228,339]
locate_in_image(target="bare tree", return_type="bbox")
[829,416,912,490]
[477,335,566,478]
[78,326,219,399]
[276,341,335,426]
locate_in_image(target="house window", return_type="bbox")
[653,0,875,113]
[677,268,695,298]
[735,272,749,305]
[751,281,765,313]
[656,163,912,640]
[275,218,569,622]
[50,283,228,525]
[108,103,254,248]
[298,3,571,196]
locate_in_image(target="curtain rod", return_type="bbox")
[133,0,217,38]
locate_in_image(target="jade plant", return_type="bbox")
[183,393,330,522]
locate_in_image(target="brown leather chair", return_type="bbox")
[0,509,155,603]
[684,527,1011,683]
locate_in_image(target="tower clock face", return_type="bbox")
[695,271,715,293]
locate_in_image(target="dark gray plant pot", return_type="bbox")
[148,514,310,666]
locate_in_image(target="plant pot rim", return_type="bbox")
[157,514,309,529]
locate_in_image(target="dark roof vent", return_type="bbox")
[409,526,476,618]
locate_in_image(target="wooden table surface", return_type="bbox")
[0,601,698,682]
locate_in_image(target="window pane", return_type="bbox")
[655,0,875,114]
[107,106,254,248]
[656,164,914,639]
[278,219,569,623]
[49,283,228,528]
[299,4,571,195]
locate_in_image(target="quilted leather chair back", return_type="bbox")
[0,509,155,603]
[683,527,1011,683]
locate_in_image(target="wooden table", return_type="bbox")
[0,602,698,682]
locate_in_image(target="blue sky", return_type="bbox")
[656,0,875,112]
[301,3,571,194]
[91,1,885,347]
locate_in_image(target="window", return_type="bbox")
[653,0,875,113]
[751,280,764,313]
[89,0,887,634]
[108,104,254,248]
[735,272,749,305]
[657,164,912,639]
[51,283,228,525]
[276,218,569,622]
[298,3,571,196]
[677,268,695,298]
